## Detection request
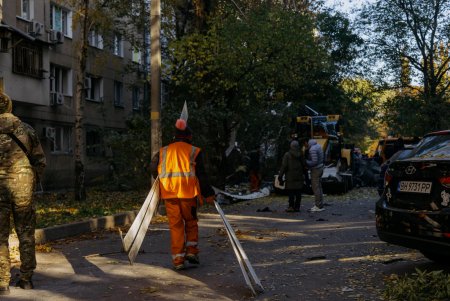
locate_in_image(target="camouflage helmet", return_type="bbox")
[0,91,12,114]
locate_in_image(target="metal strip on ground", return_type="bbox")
[214,201,264,295]
[121,178,160,264]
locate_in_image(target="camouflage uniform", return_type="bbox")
[0,93,46,289]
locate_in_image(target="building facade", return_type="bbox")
[0,0,146,189]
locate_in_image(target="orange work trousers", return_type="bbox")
[165,198,199,265]
[249,170,261,192]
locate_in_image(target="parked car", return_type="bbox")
[377,146,416,196]
[376,130,450,264]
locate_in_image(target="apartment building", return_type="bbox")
[0,0,147,189]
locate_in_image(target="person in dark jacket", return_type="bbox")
[150,119,216,270]
[278,140,305,212]
[0,92,46,295]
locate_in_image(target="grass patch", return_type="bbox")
[35,189,147,229]
[384,269,450,301]
[34,187,379,229]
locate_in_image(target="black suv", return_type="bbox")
[376,130,450,263]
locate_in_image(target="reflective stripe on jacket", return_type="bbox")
[158,141,201,199]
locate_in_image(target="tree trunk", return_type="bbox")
[74,0,89,201]
[150,0,162,192]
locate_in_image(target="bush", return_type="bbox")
[384,268,450,301]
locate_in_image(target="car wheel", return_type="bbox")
[420,250,450,265]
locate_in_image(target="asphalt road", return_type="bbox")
[4,187,446,301]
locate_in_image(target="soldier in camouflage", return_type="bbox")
[0,91,46,295]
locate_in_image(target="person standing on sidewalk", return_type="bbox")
[150,118,215,270]
[248,148,262,192]
[0,92,46,295]
[304,139,325,212]
[278,140,305,212]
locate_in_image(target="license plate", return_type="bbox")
[398,181,432,193]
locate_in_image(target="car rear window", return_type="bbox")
[407,134,450,159]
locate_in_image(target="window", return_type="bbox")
[49,126,72,154]
[21,0,34,20]
[12,38,43,78]
[132,86,140,110]
[132,48,142,64]
[86,129,104,157]
[114,81,124,107]
[0,37,9,52]
[88,30,103,49]
[113,34,123,57]
[50,64,72,95]
[85,75,103,102]
[50,4,73,37]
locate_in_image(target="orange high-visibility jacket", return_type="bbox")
[158,141,201,199]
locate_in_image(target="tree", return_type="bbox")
[60,0,149,199]
[339,78,380,147]
[164,3,361,183]
[359,0,450,132]
[63,0,91,201]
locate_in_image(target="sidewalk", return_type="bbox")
[6,211,243,301]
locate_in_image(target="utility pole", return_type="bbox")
[150,0,161,163]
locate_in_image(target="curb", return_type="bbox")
[34,210,139,244]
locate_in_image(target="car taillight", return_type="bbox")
[384,170,393,185]
[439,176,450,188]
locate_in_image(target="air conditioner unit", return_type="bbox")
[50,92,57,105]
[45,127,56,139]
[30,20,44,36]
[50,92,64,105]
[49,30,64,44]
[84,77,92,89]
[56,93,64,105]
[56,31,64,43]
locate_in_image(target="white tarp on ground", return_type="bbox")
[213,186,270,201]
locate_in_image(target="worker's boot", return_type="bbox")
[186,253,200,265]
[173,256,185,271]
[16,279,34,290]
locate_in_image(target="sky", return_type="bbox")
[323,0,373,16]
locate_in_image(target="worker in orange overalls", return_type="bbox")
[150,118,215,270]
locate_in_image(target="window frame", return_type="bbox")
[21,0,34,20]
[50,64,72,95]
[114,80,124,107]
[49,126,73,154]
[88,30,103,49]
[132,48,142,64]
[86,129,104,157]
[132,86,140,110]
[113,33,123,57]
[50,3,73,37]
[12,38,43,78]
[85,74,103,102]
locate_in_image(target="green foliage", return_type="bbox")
[382,94,425,136]
[339,78,379,146]
[103,115,152,189]
[384,269,450,301]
